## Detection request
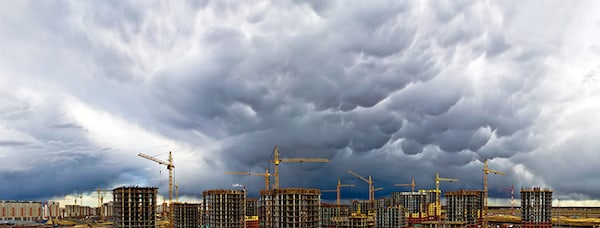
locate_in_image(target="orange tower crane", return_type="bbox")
[270,145,329,189]
[435,172,458,217]
[138,151,174,228]
[348,170,381,201]
[323,179,355,206]
[225,168,271,191]
[394,178,416,192]
[483,159,505,228]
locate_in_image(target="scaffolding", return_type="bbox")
[521,187,553,228]
[376,206,407,228]
[202,189,246,228]
[113,186,157,228]
[445,190,484,227]
[172,203,200,228]
[259,188,320,228]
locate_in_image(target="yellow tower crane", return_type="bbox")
[225,168,271,191]
[435,172,458,217]
[394,178,416,192]
[138,151,174,228]
[323,179,355,206]
[270,145,329,189]
[347,170,382,201]
[95,189,111,221]
[483,159,505,228]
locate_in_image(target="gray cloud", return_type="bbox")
[1,0,600,203]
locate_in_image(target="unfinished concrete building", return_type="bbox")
[331,214,376,228]
[203,189,246,228]
[420,189,440,218]
[351,200,375,214]
[259,188,320,228]
[246,198,259,217]
[321,203,350,227]
[521,187,552,228]
[65,205,94,218]
[392,191,428,223]
[113,186,157,228]
[376,206,407,228]
[102,201,114,219]
[445,190,484,227]
[172,203,200,228]
[376,197,394,209]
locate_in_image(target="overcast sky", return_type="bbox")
[1,0,600,205]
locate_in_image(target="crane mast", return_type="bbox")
[348,170,378,201]
[483,159,505,228]
[323,179,354,206]
[138,151,174,228]
[271,145,329,189]
[95,189,111,221]
[435,172,458,217]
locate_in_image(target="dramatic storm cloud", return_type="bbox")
[1,0,600,204]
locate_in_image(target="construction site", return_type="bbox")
[3,147,600,228]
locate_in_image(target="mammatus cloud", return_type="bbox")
[0,0,600,203]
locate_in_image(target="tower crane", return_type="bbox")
[138,151,174,228]
[435,172,458,217]
[501,185,515,216]
[483,159,505,228]
[270,145,329,189]
[394,178,416,192]
[348,170,379,201]
[73,193,82,206]
[225,168,271,191]
[323,179,355,206]
[95,189,112,221]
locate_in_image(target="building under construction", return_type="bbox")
[259,188,320,228]
[521,187,552,228]
[246,198,259,217]
[202,189,246,228]
[332,213,376,228]
[376,197,394,209]
[376,206,407,228]
[246,198,260,228]
[351,200,375,214]
[172,202,200,228]
[445,190,484,227]
[420,189,440,218]
[321,203,350,227]
[64,205,94,218]
[113,186,157,228]
[392,191,428,223]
